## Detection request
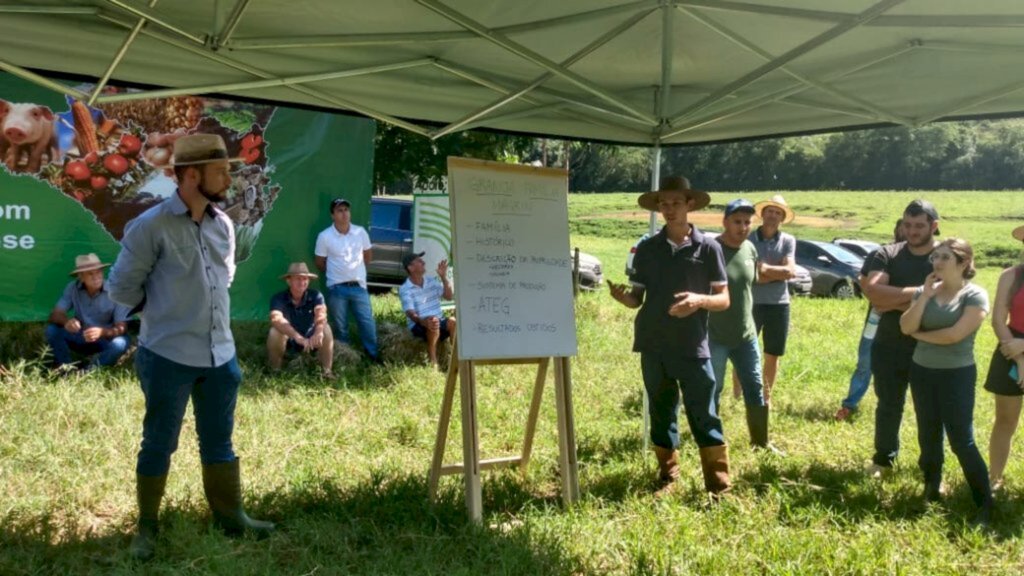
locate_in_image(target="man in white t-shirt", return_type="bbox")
[314,198,379,362]
[398,252,454,367]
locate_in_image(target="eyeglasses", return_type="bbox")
[928,252,956,263]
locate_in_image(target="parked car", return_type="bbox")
[832,238,881,259]
[624,232,812,296]
[794,239,864,298]
[367,197,603,291]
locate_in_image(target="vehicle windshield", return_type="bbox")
[817,242,863,265]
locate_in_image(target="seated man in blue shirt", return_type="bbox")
[398,252,454,367]
[268,262,334,377]
[45,253,131,371]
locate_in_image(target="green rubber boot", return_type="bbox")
[202,459,275,537]
[130,474,167,561]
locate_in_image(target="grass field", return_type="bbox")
[3,191,1024,575]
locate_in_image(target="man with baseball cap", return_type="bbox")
[267,262,334,377]
[108,133,274,560]
[45,253,131,372]
[314,197,380,363]
[608,175,732,497]
[860,199,940,478]
[398,252,455,367]
[709,199,779,453]
[749,195,797,404]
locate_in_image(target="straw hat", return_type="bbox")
[754,195,795,224]
[1013,225,1024,242]
[69,253,110,276]
[169,133,242,167]
[279,262,319,280]
[637,176,710,212]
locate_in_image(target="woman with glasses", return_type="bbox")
[985,225,1024,494]
[900,238,992,526]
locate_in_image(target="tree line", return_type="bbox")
[374,119,1024,193]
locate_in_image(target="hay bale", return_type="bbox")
[332,342,363,366]
[377,321,451,369]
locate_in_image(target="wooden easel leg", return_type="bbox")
[554,356,580,504]
[428,346,460,501]
[520,357,549,476]
[460,360,483,522]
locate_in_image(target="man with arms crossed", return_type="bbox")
[108,134,274,561]
[861,200,940,477]
[608,176,731,497]
[748,195,797,403]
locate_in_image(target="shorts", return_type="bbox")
[411,317,452,341]
[984,327,1024,397]
[753,303,790,356]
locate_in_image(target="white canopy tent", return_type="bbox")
[2,0,1024,148]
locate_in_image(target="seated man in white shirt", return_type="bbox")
[398,252,454,367]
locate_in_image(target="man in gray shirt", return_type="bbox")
[108,134,273,561]
[749,195,797,403]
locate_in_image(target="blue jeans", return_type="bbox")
[326,283,378,358]
[909,363,992,507]
[841,334,873,410]
[44,323,130,368]
[134,347,241,476]
[641,352,725,449]
[710,337,766,410]
[871,341,913,468]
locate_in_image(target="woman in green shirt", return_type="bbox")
[900,238,992,527]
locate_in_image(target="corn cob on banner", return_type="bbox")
[0,73,375,321]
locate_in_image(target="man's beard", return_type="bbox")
[198,177,228,203]
[907,233,934,248]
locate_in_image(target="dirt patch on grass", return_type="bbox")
[579,210,850,228]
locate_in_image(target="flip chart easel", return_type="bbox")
[428,157,580,522]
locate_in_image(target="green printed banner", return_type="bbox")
[0,73,375,321]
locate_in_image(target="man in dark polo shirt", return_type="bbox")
[268,262,334,377]
[861,200,940,478]
[46,253,132,372]
[609,175,731,496]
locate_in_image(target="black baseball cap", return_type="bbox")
[330,198,351,211]
[402,251,426,270]
[904,199,940,235]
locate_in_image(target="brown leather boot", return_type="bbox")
[130,474,167,561]
[698,444,732,496]
[652,445,680,496]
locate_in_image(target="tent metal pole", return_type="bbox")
[430,8,653,139]
[776,97,881,121]
[915,80,1024,126]
[661,42,917,141]
[226,1,659,50]
[0,6,97,15]
[96,12,432,137]
[100,0,206,45]
[679,6,912,126]
[0,59,89,100]
[674,1,849,23]
[88,0,160,106]
[217,0,252,46]
[657,2,674,122]
[95,59,436,103]
[414,0,658,126]
[668,0,905,125]
[434,60,655,127]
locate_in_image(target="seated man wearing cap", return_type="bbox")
[398,252,454,367]
[45,253,131,371]
[267,262,334,377]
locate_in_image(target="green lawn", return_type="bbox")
[2,191,1024,575]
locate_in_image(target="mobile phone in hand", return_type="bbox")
[1012,364,1020,382]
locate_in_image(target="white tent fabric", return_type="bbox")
[3,1,1024,145]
